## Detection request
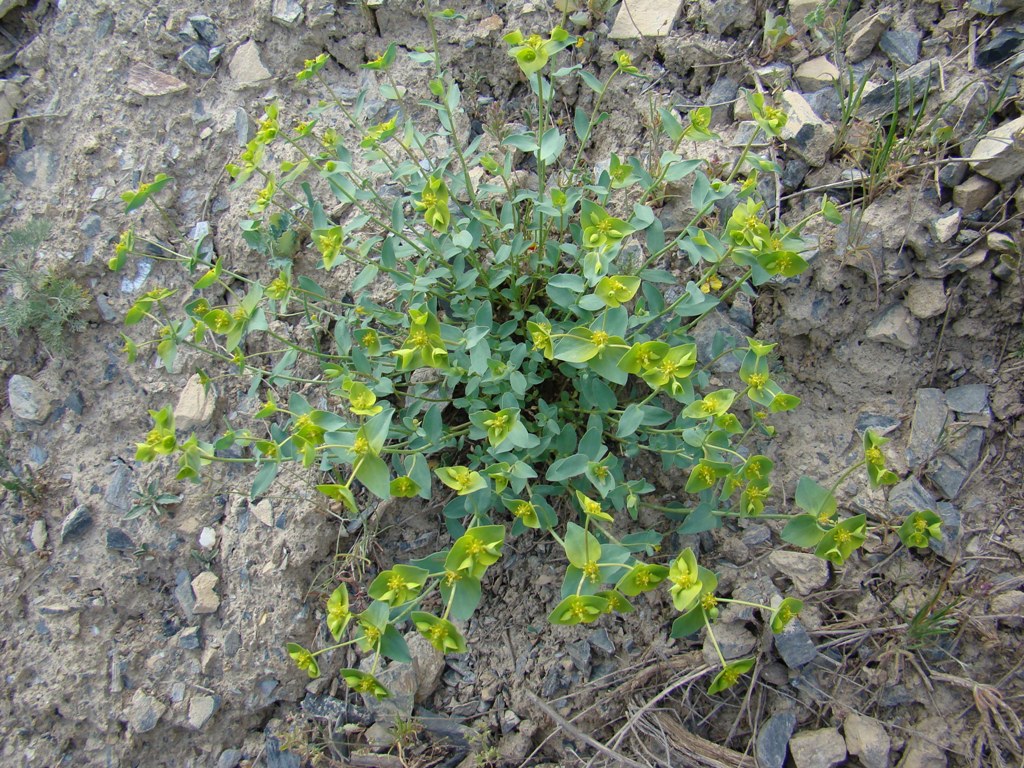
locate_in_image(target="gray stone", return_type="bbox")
[971,0,1024,15]
[307,0,335,26]
[931,209,961,244]
[104,462,134,513]
[271,0,304,27]
[105,528,135,551]
[235,107,255,146]
[229,41,272,85]
[926,455,968,499]
[300,693,373,725]
[218,749,243,768]
[691,309,746,373]
[13,146,59,188]
[127,689,167,733]
[174,569,196,618]
[706,76,738,127]
[756,711,796,768]
[126,64,188,97]
[938,162,968,188]
[179,44,217,77]
[174,373,216,430]
[930,502,961,558]
[702,621,756,666]
[191,571,220,614]
[953,175,997,213]
[264,733,301,768]
[945,426,985,470]
[898,721,947,767]
[189,15,218,44]
[945,384,989,414]
[905,279,947,319]
[60,505,93,543]
[846,12,892,63]
[8,375,51,423]
[224,628,241,657]
[866,304,919,350]
[844,713,891,768]
[567,638,592,673]
[795,57,839,92]
[188,694,220,729]
[888,477,937,518]
[855,413,902,437]
[30,519,46,550]
[731,120,769,148]
[609,0,684,38]
[700,0,756,36]
[406,631,444,702]
[588,627,615,654]
[880,29,921,66]
[178,626,201,650]
[859,59,940,120]
[360,658,416,722]
[79,213,102,237]
[774,620,818,668]
[908,389,948,468]
[990,590,1024,626]
[755,63,792,90]
[741,524,771,547]
[970,116,1024,184]
[769,551,829,595]
[790,727,847,768]
[780,90,835,167]
[365,722,396,748]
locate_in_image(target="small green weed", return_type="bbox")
[125,479,181,520]
[0,220,90,355]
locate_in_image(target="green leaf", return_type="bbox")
[355,454,391,499]
[504,133,539,152]
[780,514,825,547]
[573,106,590,141]
[794,477,836,518]
[546,453,589,481]
[707,658,755,694]
[670,604,708,638]
[579,70,603,93]
[563,522,601,569]
[616,404,645,438]
[250,461,279,499]
[539,127,565,163]
[379,625,412,663]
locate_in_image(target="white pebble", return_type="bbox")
[198,527,217,549]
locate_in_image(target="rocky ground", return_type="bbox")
[0,0,1023,767]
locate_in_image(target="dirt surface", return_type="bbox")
[1,1,1023,767]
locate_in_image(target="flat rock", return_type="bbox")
[702,621,756,666]
[859,58,940,120]
[945,425,985,470]
[699,0,757,37]
[795,57,839,92]
[106,528,135,551]
[866,304,919,350]
[780,90,835,167]
[188,694,220,729]
[990,590,1024,627]
[359,658,416,723]
[790,727,847,768]
[300,693,373,725]
[888,477,938,518]
[609,0,683,38]
[907,388,948,468]
[945,384,989,414]
[126,63,188,97]
[844,713,891,768]
[174,373,216,430]
[252,498,275,527]
[768,551,829,595]
[880,29,920,66]
[60,505,93,543]
[271,0,304,27]
[846,11,892,63]
[229,41,272,85]
[191,571,221,614]
[953,175,997,213]
[931,209,961,243]
[127,689,167,733]
[774,620,818,668]
[30,519,46,550]
[757,711,797,768]
[905,279,947,319]
[407,631,445,702]
[970,116,1024,184]
[7,374,51,423]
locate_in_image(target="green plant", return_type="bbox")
[0,220,89,355]
[0,435,40,503]
[125,479,182,520]
[112,12,939,698]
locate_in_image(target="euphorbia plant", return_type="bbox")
[113,9,939,697]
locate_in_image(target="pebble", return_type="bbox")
[359,658,416,722]
[271,0,304,27]
[192,572,220,614]
[179,43,217,77]
[406,630,444,702]
[126,63,188,97]
[588,627,615,655]
[790,727,847,768]
[756,711,796,768]
[768,551,829,595]
[223,628,241,657]
[854,412,901,437]
[931,209,962,244]
[60,505,93,543]
[780,90,835,167]
[199,526,217,549]
[217,749,243,768]
[120,257,152,294]
[30,519,46,550]
[880,29,921,66]
[127,689,167,733]
[188,15,218,44]
[906,388,948,468]
[926,454,968,499]
[702,621,756,666]
[843,713,891,768]
[794,56,839,92]
[104,462,135,514]
[990,590,1024,627]
[105,528,135,551]
[175,573,196,620]
[174,373,217,430]
[252,499,275,527]
[971,115,1024,184]
[8,374,52,423]
[858,58,940,120]
[953,175,997,214]
[188,694,220,729]
[774,620,818,668]
[235,107,255,146]
[945,384,989,414]
[229,41,272,85]
[904,278,947,319]
[609,0,683,37]
[845,11,892,63]
[178,626,201,650]
[264,733,301,768]
[865,304,919,350]
[78,213,101,237]
[300,693,373,725]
